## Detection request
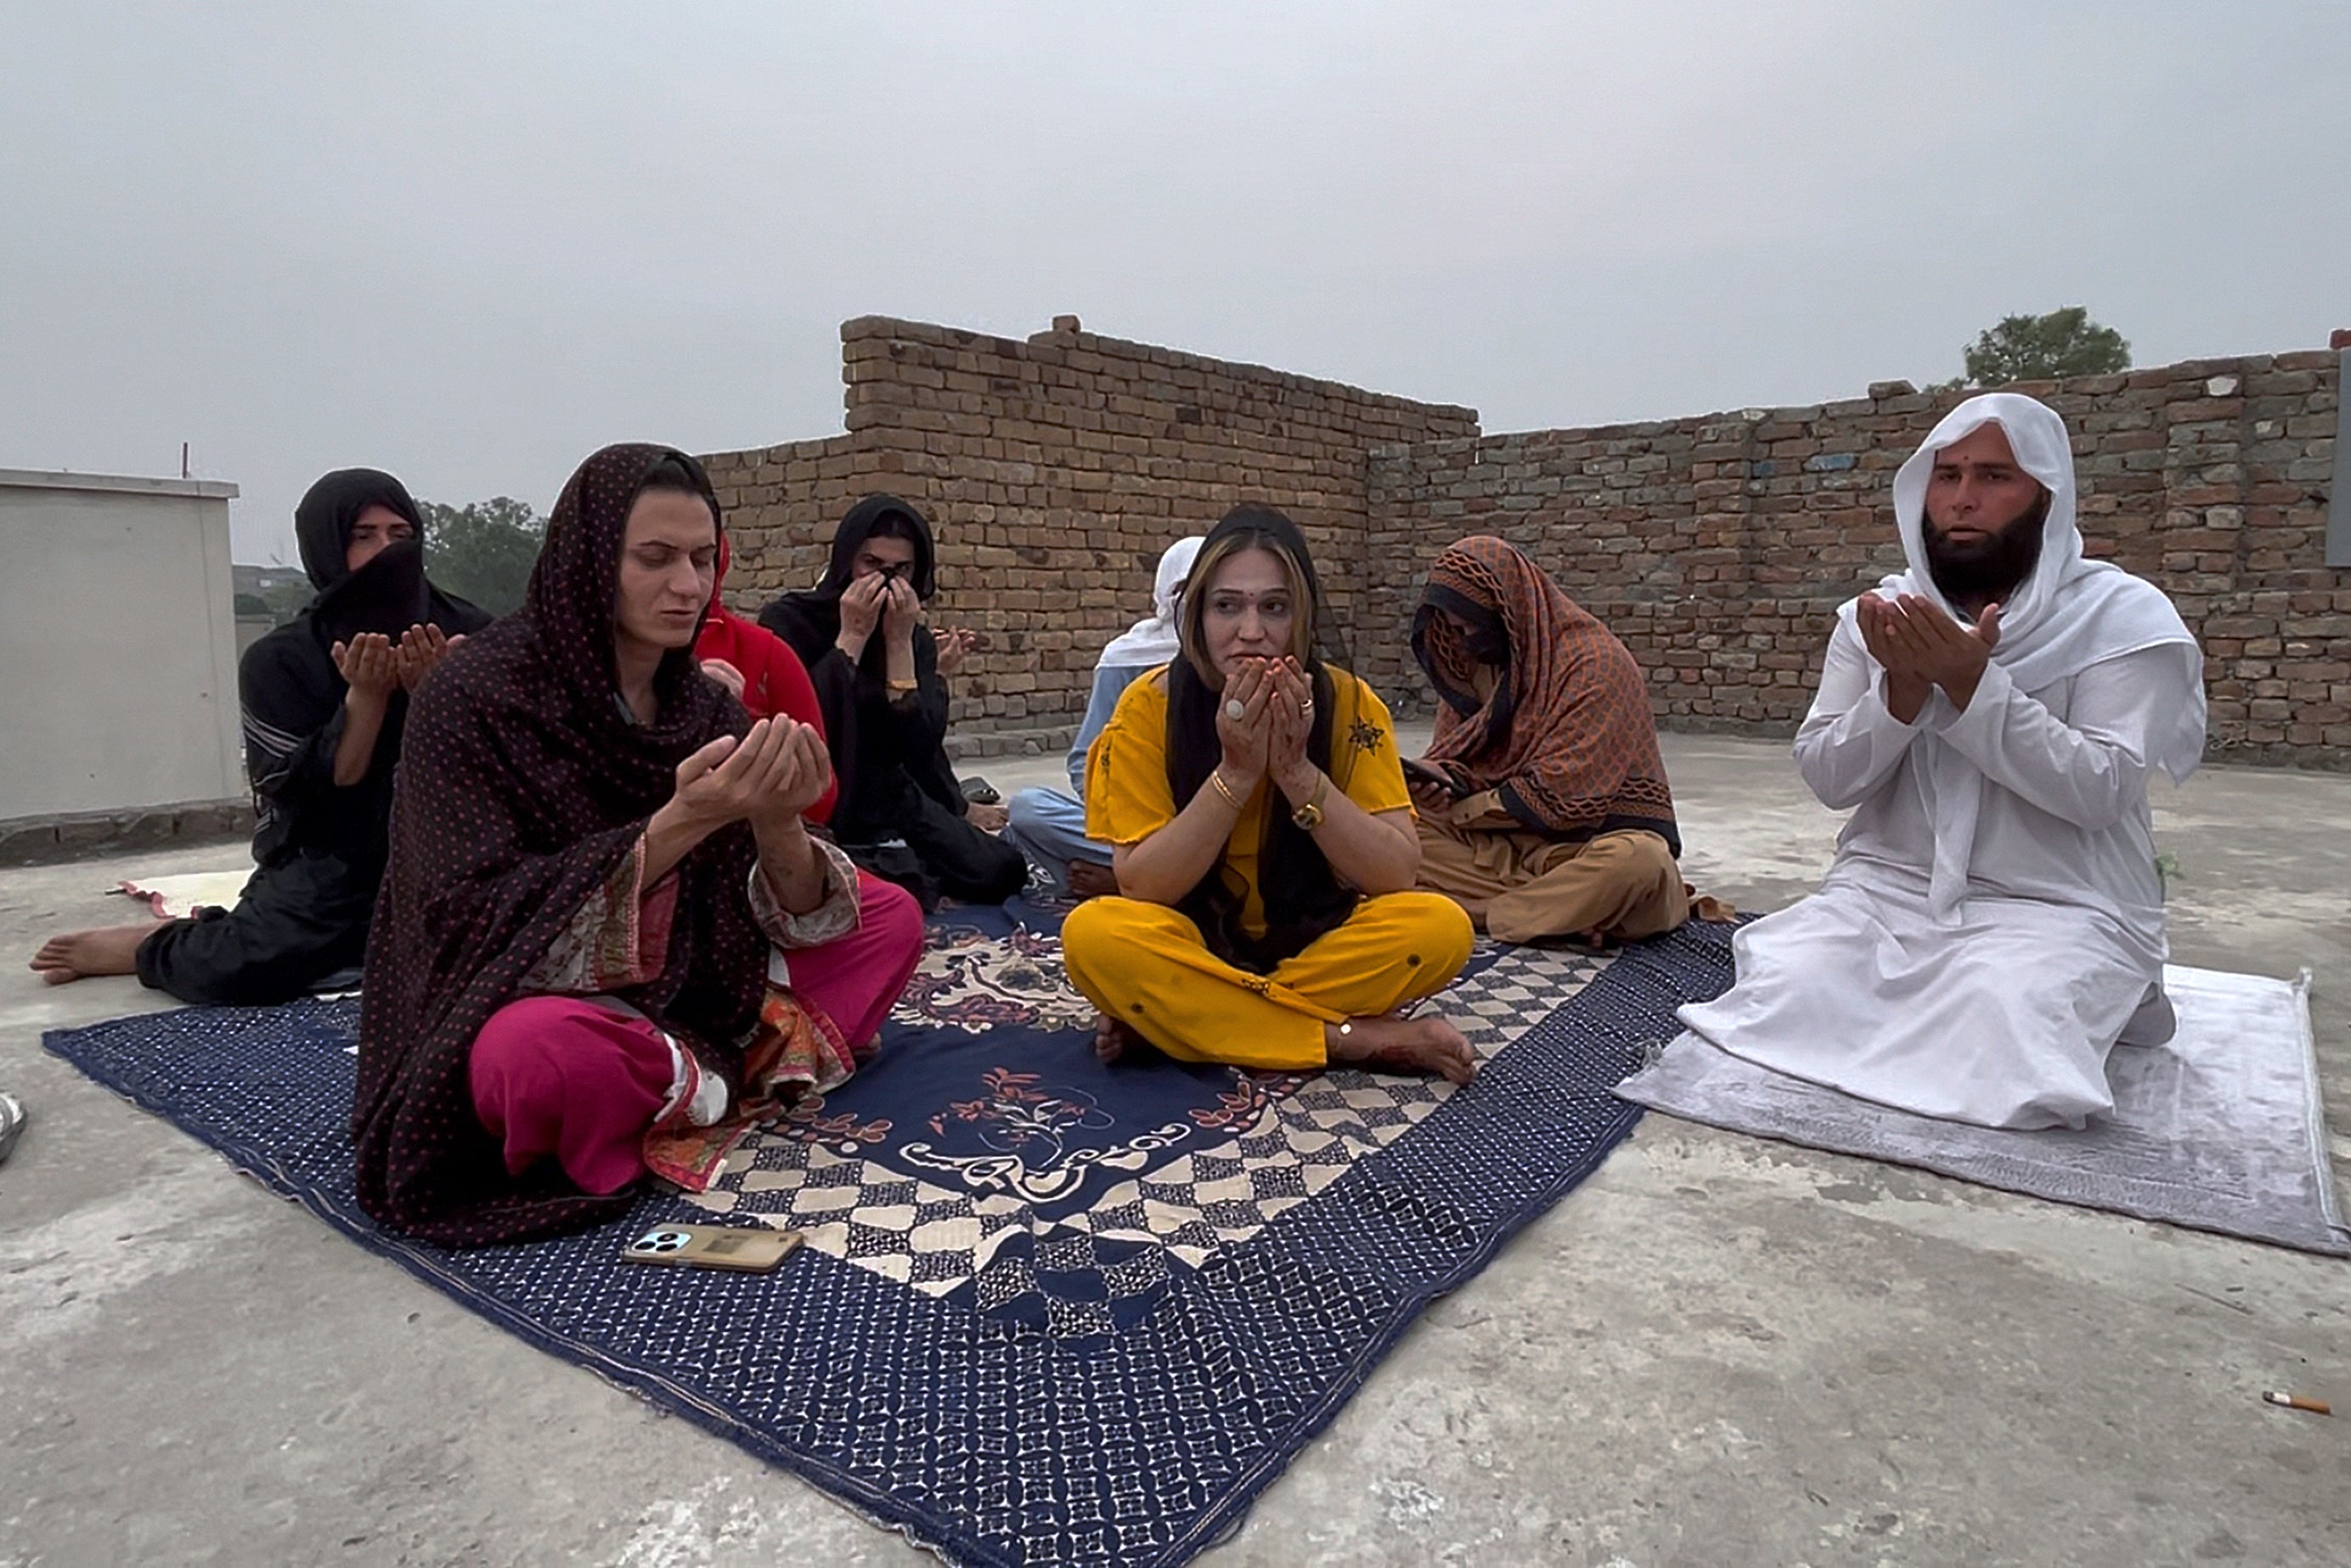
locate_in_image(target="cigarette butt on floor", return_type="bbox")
[2261,1390,2332,1415]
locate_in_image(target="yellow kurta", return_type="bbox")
[1062,666,1474,1069]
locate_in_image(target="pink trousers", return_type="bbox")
[469,873,925,1194]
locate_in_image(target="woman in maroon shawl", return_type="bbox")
[353,444,923,1245]
[1407,535,1695,946]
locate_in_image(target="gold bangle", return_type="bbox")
[887,677,919,693]
[1291,770,1328,830]
[1207,769,1245,810]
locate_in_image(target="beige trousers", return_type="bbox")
[1416,817,1689,945]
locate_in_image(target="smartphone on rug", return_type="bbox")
[620,1222,803,1272]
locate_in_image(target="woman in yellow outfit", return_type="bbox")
[1061,506,1478,1083]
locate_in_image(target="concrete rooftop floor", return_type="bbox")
[3,730,2347,1567]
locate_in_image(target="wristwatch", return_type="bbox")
[1291,773,1328,830]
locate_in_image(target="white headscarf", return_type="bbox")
[1097,535,1205,669]
[1846,392,2204,916]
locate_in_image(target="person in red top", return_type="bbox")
[695,534,837,824]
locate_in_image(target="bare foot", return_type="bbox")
[1066,861,1119,900]
[1328,1013,1478,1086]
[29,923,155,985]
[1092,1012,1142,1065]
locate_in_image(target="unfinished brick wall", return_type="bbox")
[1361,353,2345,766]
[702,316,1478,740]
[707,316,2343,767]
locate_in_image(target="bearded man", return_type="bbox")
[1674,393,2205,1129]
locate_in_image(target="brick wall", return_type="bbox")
[702,316,1478,740]
[1362,354,2345,766]
[707,317,2343,767]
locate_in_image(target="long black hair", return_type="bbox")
[1165,505,1356,972]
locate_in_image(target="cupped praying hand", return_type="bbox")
[1214,657,1278,783]
[1212,656,1320,799]
[330,631,402,701]
[334,624,465,701]
[934,625,978,677]
[393,623,465,691]
[670,717,834,832]
[1262,657,1316,792]
[1858,593,2002,716]
[700,657,747,701]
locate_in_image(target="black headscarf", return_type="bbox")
[240,470,487,867]
[1165,505,1355,972]
[291,468,469,649]
[353,443,765,1244]
[758,494,961,844]
[768,493,938,643]
[295,468,417,587]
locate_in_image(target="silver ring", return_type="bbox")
[1225,699,1247,720]
[1300,702,1316,718]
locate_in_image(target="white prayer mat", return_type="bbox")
[111,869,253,921]
[1615,965,2350,1255]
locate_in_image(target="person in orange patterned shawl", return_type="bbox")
[1407,536,1696,945]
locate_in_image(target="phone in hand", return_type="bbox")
[620,1222,803,1272]
[1401,758,1471,800]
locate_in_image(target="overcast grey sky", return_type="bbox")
[3,2,2345,561]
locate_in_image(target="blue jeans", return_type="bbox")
[1002,661,1153,894]
[1001,788,1108,895]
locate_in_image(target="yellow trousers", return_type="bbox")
[1060,893,1474,1071]
[1416,821,1689,945]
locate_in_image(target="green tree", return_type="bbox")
[1942,307,2131,390]
[419,495,545,615]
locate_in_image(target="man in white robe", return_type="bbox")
[1675,392,2206,1130]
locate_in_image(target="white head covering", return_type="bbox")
[1097,535,1205,669]
[1846,392,2204,915]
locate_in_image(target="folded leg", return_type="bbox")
[468,996,675,1193]
[772,872,927,1051]
[1061,893,1473,1072]
[1485,829,1688,945]
[134,855,376,1005]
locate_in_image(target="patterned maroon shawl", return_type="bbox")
[1411,536,1678,852]
[352,444,765,1244]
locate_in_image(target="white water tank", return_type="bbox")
[0,468,245,820]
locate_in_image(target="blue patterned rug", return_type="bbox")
[42,900,1735,1568]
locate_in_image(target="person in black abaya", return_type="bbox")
[30,469,488,1001]
[758,494,1028,907]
